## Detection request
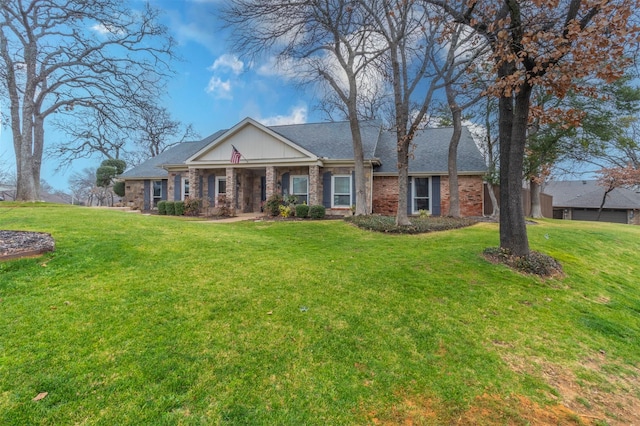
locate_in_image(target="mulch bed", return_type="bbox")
[0,230,55,261]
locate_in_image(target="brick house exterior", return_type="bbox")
[120,118,487,217]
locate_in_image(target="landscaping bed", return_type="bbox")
[0,230,55,261]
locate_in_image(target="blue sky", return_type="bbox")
[0,0,322,191]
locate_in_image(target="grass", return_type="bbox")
[1,204,639,424]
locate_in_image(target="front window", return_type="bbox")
[152,180,162,208]
[332,175,351,207]
[291,175,308,204]
[412,177,430,214]
[216,177,226,205]
[182,178,190,200]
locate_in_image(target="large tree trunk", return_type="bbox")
[499,74,532,257]
[396,137,411,225]
[347,113,368,216]
[530,178,543,218]
[446,83,462,217]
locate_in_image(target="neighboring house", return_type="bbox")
[544,180,640,225]
[119,117,487,216]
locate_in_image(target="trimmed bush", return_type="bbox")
[174,201,185,216]
[309,205,326,219]
[165,201,175,216]
[113,181,125,197]
[295,204,309,218]
[344,215,476,234]
[157,201,167,215]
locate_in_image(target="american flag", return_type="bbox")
[230,145,242,164]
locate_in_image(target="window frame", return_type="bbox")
[181,177,190,200]
[152,180,163,208]
[331,174,352,208]
[411,176,431,214]
[290,175,309,204]
[215,176,227,206]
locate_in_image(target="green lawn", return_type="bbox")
[1,204,639,425]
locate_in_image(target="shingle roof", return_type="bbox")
[374,126,487,174]
[120,120,487,179]
[270,120,382,159]
[544,180,640,209]
[119,130,226,179]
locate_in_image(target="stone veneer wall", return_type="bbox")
[123,180,145,210]
[439,175,484,217]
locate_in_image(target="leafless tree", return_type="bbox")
[223,0,388,215]
[68,167,98,206]
[0,0,176,201]
[131,100,200,159]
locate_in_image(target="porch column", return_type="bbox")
[188,167,199,200]
[226,167,237,215]
[309,164,320,206]
[265,166,276,200]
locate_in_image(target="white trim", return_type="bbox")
[151,180,163,208]
[331,174,352,208]
[181,177,190,201]
[215,176,227,205]
[290,175,309,203]
[186,117,319,164]
[411,176,431,214]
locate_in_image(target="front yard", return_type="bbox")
[1,204,639,424]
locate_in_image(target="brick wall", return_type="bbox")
[372,176,399,215]
[373,175,485,217]
[440,175,484,217]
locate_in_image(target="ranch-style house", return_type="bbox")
[119,117,487,217]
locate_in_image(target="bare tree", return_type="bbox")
[0,0,175,201]
[131,100,200,159]
[223,0,387,215]
[47,107,130,168]
[359,1,454,225]
[68,167,97,206]
[440,25,490,218]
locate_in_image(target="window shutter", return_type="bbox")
[281,172,290,195]
[432,176,441,216]
[161,180,168,201]
[199,175,203,198]
[174,174,181,201]
[407,177,412,215]
[207,175,215,203]
[322,172,332,208]
[143,180,150,210]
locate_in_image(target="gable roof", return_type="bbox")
[119,130,226,179]
[119,119,487,179]
[545,180,640,209]
[374,126,487,174]
[187,118,320,164]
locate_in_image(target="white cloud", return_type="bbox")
[256,56,302,80]
[258,105,308,126]
[91,23,125,35]
[210,54,244,75]
[205,77,233,99]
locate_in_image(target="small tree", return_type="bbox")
[596,165,640,219]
